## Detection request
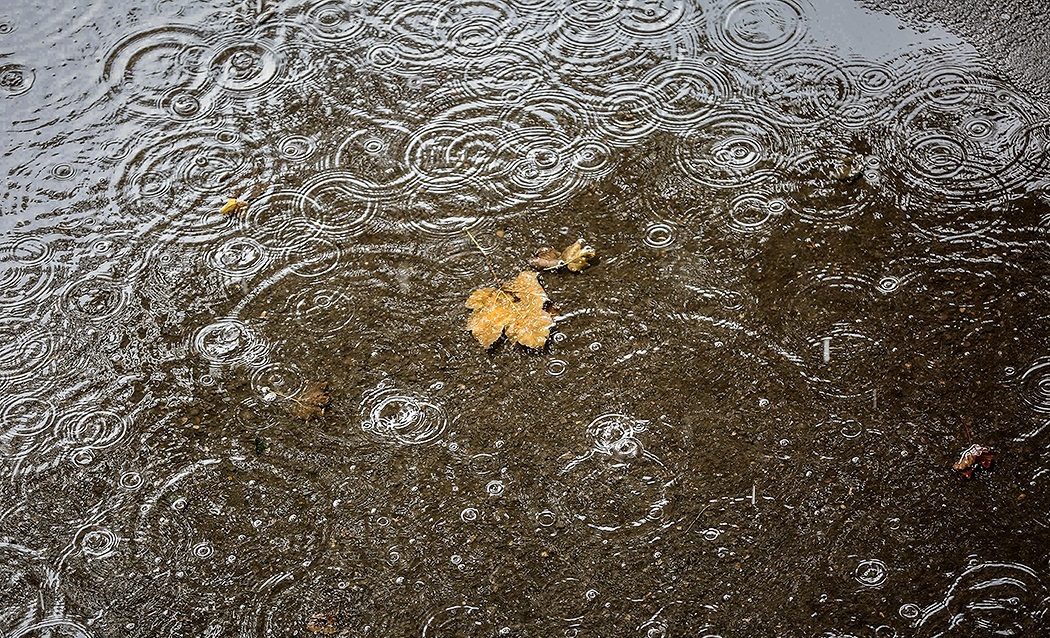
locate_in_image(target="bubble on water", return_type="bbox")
[192,542,213,559]
[854,559,888,587]
[898,603,920,619]
[537,510,557,527]
[486,480,505,497]
[360,384,447,445]
[460,507,479,522]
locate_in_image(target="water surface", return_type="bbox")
[2,0,1050,636]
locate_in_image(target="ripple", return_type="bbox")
[594,83,661,145]
[617,0,693,37]
[210,40,284,94]
[708,0,810,63]
[883,74,1047,207]
[158,88,214,122]
[289,177,382,238]
[55,409,129,450]
[0,236,59,312]
[0,319,56,388]
[854,558,888,588]
[193,319,268,366]
[643,221,677,248]
[289,287,357,335]
[360,384,448,445]
[757,51,855,127]
[1,396,56,442]
[75,524,119,559]
[1019,359,1050,415]
[676,111,788,188]
[721,191,787,233]
[277,134,317,162]
[250,361,307,401]
[99,25,210,115]
[60,275,128,323]
[206,236,270,278]
[640,58,737,132]
[304,0,368,43]
[0,63,36,96]
[915,561,1049,636]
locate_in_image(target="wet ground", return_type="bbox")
[2,0,1050,636]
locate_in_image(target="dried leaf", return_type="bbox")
[220,198,248,216]
[286,381,330,421]
[528,246,563,270]
[561,239,595,272]
[466,270,554,349]
[306,612,338,635]
[952,444,993,479]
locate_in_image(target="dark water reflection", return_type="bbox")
[2,0,1050,636]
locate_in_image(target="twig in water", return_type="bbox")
[464,228,501,286]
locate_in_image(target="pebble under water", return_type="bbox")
[2,0,1050,636]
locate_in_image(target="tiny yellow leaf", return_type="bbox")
[220,198,248,216]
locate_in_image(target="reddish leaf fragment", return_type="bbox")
[953,444,994,479]
[307,612,338,634]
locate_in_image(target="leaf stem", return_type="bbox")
[464,228,501,285]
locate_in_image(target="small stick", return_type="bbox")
[464,228,501,286]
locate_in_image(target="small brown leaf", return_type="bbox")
[561,239,595,272]
[220,198,248,216]
[952,444,993,479]
[528,246,563,270]
[286,381,330,421]
[466,270,554,349]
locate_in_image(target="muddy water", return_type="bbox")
[2,0,1050,636]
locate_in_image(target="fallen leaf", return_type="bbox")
[528,246,563,271]
[952,444,993,479]
[561,239,595,272]
[286,381,330,421]
[220,198,248,216]
[466,270,554,349]
[306,612,338,634]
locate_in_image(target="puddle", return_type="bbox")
[2,0,1050,636]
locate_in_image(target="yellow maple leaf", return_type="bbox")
[466,270,554,349]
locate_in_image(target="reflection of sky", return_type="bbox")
[810,0,964,57]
